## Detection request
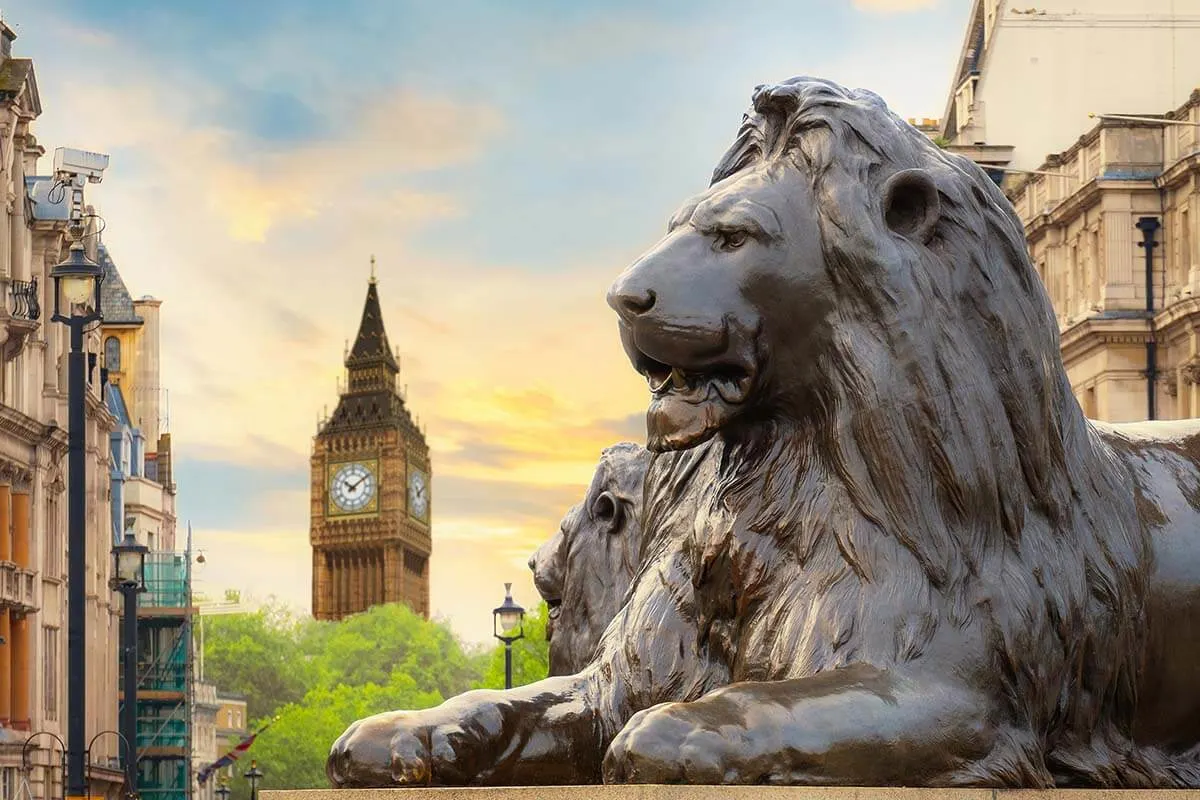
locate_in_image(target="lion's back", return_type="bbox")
[1094,417,1200,752]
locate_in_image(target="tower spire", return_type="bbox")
[346,273,399,373]
[369,254,376,284]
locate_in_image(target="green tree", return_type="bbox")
[242,673,445,790]
[301,603,480,697]
[198,599,490,790]
[199,599,314,720]
[474,602,550,689]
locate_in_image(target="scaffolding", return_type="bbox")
[122,550,194,800]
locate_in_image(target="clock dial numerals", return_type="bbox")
[408,470,429,520]
[330,462,377,513]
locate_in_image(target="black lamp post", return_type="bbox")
[215,782,230,800]
[243,760,263,800]
[51,238,104,800]
[492,583,526,690]
[113,530,147,794]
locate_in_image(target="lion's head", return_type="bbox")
[608,76,1151,784]
[608,77,1057,456]
[529,442,650,676]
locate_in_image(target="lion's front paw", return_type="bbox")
[327,710,493,788]
[327,711,424,787]
[603,703,734,784]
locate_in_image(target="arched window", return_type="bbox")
[104,336,121,373]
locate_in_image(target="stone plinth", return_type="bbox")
[263,788,1200,800]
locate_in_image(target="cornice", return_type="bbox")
[1024,179,1163,242]
[1023,179,1102,240]
[1157,151,1200,191]
[1155,296,1200,331]
[1059,316,1152,364]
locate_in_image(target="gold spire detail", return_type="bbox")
[369,255,377,284]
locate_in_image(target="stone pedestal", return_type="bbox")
[263,787,1200,800]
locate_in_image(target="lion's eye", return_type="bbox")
[716,230,749,251]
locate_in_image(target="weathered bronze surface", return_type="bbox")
[326,76,1200,789]
[529,442,651,676]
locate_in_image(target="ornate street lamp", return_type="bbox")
[492,583,526,690]
[52,237,104,800]
[243,760,263,800]
[113,530,147,794]
[214,782,230,800]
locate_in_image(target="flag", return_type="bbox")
[197,720,273,786]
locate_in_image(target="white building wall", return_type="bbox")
[951,0,1200,170]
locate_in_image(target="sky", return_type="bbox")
[11,0,970,645]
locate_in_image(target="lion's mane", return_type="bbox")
[635,77,1158,787]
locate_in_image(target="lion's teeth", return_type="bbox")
[647,373,670,393]
[670,368,687,390]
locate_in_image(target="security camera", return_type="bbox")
[53,147,110,184]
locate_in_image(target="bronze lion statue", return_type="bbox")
[327,76,1200,788]
[528,442,651,676]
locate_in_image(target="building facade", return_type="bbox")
[0,20,124,800]
[940,0,1200,173]
[214,692,247,757]
[1004,92,1200,423]
[190,681,219,800]
[310,271,432,621]
[101,247,192,800]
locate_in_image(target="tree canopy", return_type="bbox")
[198,599,550,792]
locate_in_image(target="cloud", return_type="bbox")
[15,0,971,647]
[853,0,940,12]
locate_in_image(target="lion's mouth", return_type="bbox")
[637,352,754,406]
[628,342,757,451]
[545,598,561,641]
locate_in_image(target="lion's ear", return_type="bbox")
[882,168,940,243]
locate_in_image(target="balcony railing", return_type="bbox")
[9,279,39,322]
[0,563,36,612]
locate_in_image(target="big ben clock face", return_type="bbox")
[329,461,379,515]
[408,468,429,522]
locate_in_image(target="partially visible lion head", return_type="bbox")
[529,442,650,676]
[608,76,1150,785]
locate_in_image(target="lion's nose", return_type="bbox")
[607,273,657,318]
[527,552,537,573]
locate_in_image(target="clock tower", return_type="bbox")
[310,263,431,620]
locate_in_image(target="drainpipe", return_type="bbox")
[1136,216,1161,420]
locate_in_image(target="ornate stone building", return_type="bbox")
[1004,92,1200,423]
[939,0,1200,174]
[0,20,125,800]
[310,269,431,621]
[101,255,192,800]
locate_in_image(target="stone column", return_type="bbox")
[12,491,28,568]
[338,554,349,617]
[10,612,27,726]
[0,610,10,725]
[362,553,372,608]
[374,550,382,606]
[0,483,10,564]
[0,483,10,727]
[8,490,26,727]
[365,553,373,608]
[311,549,324,618]
[332,553,341,617]
[352,552,363,614]
[385,546,400,606]
[372,551,381,606]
